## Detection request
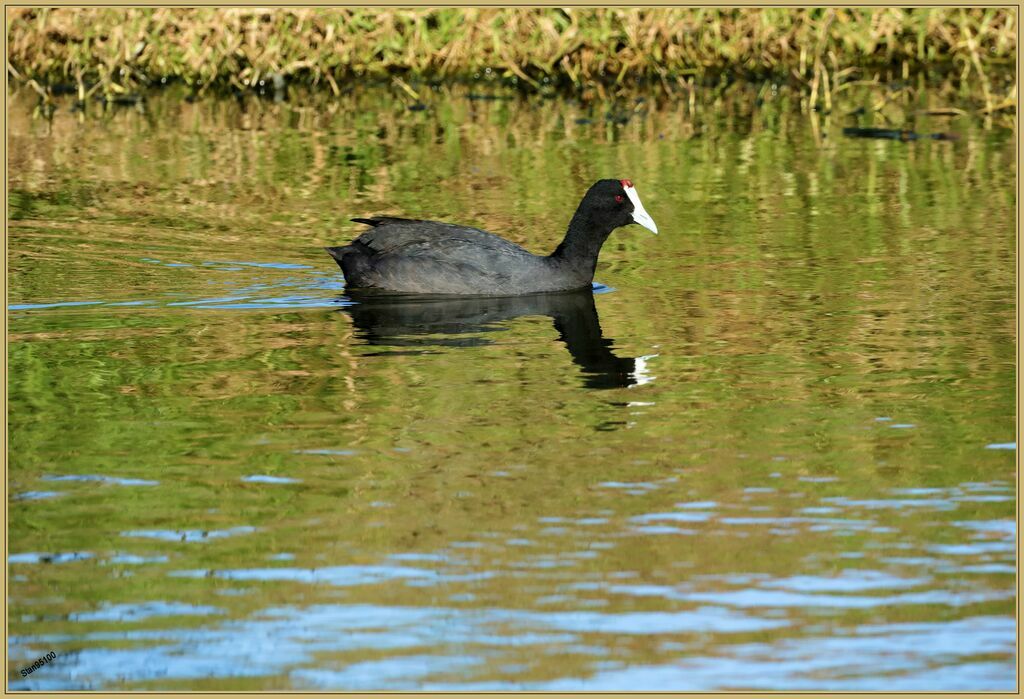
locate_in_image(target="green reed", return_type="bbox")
[6,8,1017,112]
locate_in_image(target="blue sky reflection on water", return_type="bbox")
[9,601,1013,690]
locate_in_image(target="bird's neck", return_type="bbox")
[548,207,616,276]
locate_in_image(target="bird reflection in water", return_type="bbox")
[337,289,655,389]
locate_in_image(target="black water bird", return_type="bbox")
[326,179,658,295]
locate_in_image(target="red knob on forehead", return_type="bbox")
[620,179,633,189]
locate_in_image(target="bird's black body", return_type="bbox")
[326,179,656,296]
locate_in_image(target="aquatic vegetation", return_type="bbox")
[6,8,1017,112]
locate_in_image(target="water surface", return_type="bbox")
[7,85,1016,690]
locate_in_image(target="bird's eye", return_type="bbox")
[615,194,624,203]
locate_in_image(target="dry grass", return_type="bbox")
[6,8,1017,110]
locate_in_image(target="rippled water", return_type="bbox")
[7,84,1016,690]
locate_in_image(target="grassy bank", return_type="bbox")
[6,7,1017,111]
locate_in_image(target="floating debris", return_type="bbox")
[842,127,957,141]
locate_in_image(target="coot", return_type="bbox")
[326,179,658,295]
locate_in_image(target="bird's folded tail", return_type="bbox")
[325,242,375,279]
[324,245,351,262]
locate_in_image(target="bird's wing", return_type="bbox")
[350,219,530,262]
